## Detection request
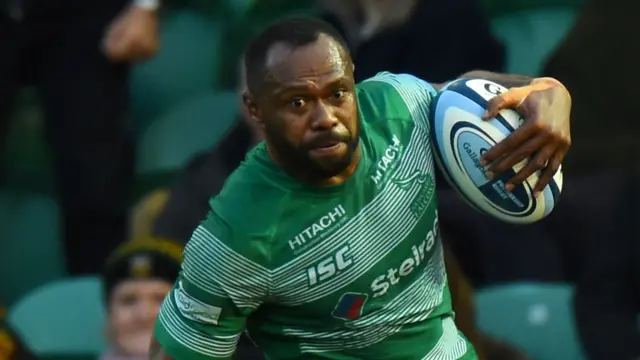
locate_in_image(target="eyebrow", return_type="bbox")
[273,76,349,96]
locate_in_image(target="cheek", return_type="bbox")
[149,301,162,318]
[110,306,136,332]
[271,114,308,148]
[338,101,358,134]
[108,304,156,355]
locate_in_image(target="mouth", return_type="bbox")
[314,140,340,150]
[310,141,345,155]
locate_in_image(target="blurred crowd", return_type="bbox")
[0,0,638,359]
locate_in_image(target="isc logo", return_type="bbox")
[307,245,353,287]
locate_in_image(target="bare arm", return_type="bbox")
[149,336,173,360]
[459,70,534,88]
[432,70,534,90]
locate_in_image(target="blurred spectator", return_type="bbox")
[439,171,624,287]
[0,306,37,360]
[319,0,505,83]
[130,189,170,240]
[150,119,259,242]
[543,3,640,358]
[152,65,260,243]
[438,188,567,286]
[572,174,639,360]
[101,238,182,360]
[444,243,531,360]
[0,0,159,274]
[149,66,264,360]
[543,0,639,175]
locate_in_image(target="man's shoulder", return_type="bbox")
[357,72,438,128]
[358,72,437,98]
[204,151,286,252]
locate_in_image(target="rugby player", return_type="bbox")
[150,16,571,360]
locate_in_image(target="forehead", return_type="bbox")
[263,35,350,91]
[112,279,171,297]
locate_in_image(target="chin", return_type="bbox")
[116,333,152,357]
[313,157,352,178]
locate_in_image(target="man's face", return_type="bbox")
[244,35,359,181]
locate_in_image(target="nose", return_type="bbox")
[136,301,160,324]
[310,102,338,131]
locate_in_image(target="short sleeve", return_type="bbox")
[154,212,271,360]
[363,72,438,130]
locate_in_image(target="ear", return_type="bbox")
[242,91,264,129]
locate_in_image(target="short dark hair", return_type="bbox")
[244,16,351,94]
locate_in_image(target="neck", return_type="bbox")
[251,131,264,147]
[266,144,361,186]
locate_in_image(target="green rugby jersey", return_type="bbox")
[155,72,476,360]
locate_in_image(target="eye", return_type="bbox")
[118,293,139,306]
[290,98,306,108]
[332,90,346,100]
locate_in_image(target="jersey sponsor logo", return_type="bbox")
[307,244,354,287]
[371,134,403,186]
[289,205,347,253]
[332,292,368,321]
[174,281,222,325]
[370,214,439,298]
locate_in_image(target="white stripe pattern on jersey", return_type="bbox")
[269,73,438,306]
[283,242,447,353]
[158,294,242,358]
[272,130,434,305]
[420,317,469,360]
[272,119,429,278]
[364,72,436,133]
[182,226,271,309]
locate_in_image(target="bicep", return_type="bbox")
[154,217,269,360]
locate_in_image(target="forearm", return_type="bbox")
[458,70,534,88]
[433,70,565,94]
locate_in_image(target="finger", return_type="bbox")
[488,133,548,174]
[505,144,556,191]
[481,122,537,166]
[533,148,566,195]
[482,86,531,120]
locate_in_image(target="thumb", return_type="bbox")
[482,79,560,120]
[482,86,531,120]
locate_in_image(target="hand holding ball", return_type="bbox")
[429,79,566,224]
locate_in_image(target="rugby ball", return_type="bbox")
[429,78,563,224]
